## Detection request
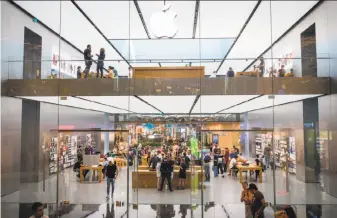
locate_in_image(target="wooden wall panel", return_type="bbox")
[133,66,205,78]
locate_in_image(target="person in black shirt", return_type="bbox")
[249,183,266,218]
[159,157,173,192]
[149,154,160,170]
[96,48,105,78]
[183,153,190,168]
[105,160,118,199]
[177,158,187,190]
[83,44,93,78]
[203,153,211,182]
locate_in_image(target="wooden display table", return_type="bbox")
[141,156,148,166]
[115,158,127,167]
[80,165,104,183]
[132,170,205,189]
[137,165,201,171]
[236,71,260,77]
[237,164,262,183]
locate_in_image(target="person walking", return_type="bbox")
[105,160,118,199]
[263,144,271,168]
[83,44,93,78]
[96,48,105,78]
[159,157,173,192]
[240,181,253,218]
[248,183,267,218]
[203,152,211,182]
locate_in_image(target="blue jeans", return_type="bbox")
[213,165,218,177]
[107,178,115,196]
[204,163,210,181]
[264,155,270,168]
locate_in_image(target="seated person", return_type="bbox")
[228,155,239,176]
[73,159,88,179]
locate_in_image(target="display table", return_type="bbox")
[137,165,202,171]
[237,164,262,183]
[115,158,127,167]
[80,165,103,183]
[236,71,259,77]
[141,156,148,166]
[132,169,205,189]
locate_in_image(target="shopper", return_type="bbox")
[278,65,286,77]
[183,152,190,168]
[203,152,211,182]
[149,153,160,170]
[159,157,173,192]
[227,67,235,77]
[258,57,265,77]
[224,148,230,173]
[213,153,219,178]
[248,183,266,218]
[30,202,49,218]
[263,144,271,168]
[156,160,161,190]
[254,159,262,182]
[240,181,253,218]
[83,44,93,78]
[96,48,105,78]
[228,155,239,176]
[105,160,118,199]
[77,66,82,79]
[177,158,187,190]
[217,154,224,177]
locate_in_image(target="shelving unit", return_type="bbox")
[255,134,272,157]
[49,137,58,174]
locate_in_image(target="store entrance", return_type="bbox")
[50,129,130,217]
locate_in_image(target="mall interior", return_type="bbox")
[1,0,337,217]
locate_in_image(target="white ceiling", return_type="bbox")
[14,1,318,75]
[18,95,321,115]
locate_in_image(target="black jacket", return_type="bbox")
[97,51,105,67]
[84,48,92,61]
[160,160,171,173]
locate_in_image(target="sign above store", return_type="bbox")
[150,3,178,39]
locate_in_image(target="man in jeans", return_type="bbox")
[106,160,118,199]
[264,144,271,168]
[203,153,211,182]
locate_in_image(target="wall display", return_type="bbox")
[51,46,81,78]
[288,137,296,174]
[49,137,58,174]
[53,133,78,173]
[255,134,272,157]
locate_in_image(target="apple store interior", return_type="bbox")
[1,1,337,217]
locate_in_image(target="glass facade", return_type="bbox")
[1,1,337,217]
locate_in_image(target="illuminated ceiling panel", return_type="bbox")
[219,1,318,73]
[138,96,197,114]
[196,1,258,38]
[192,95,259,113]
[222,95,321,113]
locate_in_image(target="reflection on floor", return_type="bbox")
[2,167,337,206]
[2,203,337,218]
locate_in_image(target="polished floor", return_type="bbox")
[2,166,337,217]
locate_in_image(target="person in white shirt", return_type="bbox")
[156,161,161,190]
[228,155,239,176]
[29,202,49,218]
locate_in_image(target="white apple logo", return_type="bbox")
[150,3,178,39]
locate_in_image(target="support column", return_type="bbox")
[20,99,41,183]
[104,113,110,154]
[297,98,320,183]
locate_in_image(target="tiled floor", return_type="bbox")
[2,166,337,205]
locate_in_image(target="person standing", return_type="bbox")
[159,157,173,192]
[96,48,105,78]
[248,183,266,218]
[240,181,253,218]
[257,57,265,77]
[183,152,190,169]
[156,160,161,190]
[83,44,93,78]
[263,144,271,168]
[105,160,118,199]
[227,67,235,77]
[224,148,230,173]
[30,202,49,218]
[149,154,160,170]
[177,158,187,190]
[203,152,211,182]
[77,66,82,79]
